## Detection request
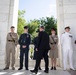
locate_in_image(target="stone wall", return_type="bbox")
[0,0,76,69]
[57,0,76,68]
[0,0,19,69]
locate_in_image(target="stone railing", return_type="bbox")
[15,44,60,67]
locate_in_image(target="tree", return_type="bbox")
[17,10,57,37]
[17,10,40,38]
[39,17,57,35]
[17,10,26,36]
[26,19,40,41]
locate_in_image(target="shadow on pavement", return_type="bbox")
[68,70,76,75]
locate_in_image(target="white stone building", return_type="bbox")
[0,0,76,69]
[0,0,19,68]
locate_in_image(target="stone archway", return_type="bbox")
[0,0,76,69]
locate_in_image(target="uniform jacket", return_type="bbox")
[34,36,38,50]
[18,33,31,49]
[6,32,18,46]
[49,35,58,50]
[61,32,73,50]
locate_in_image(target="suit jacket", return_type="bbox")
[33,36,38,59]
[37,31,50,50]
[33,36,38,50]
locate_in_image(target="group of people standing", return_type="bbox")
[3,25,75,74]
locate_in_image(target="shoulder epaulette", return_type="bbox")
[62,32,65,34]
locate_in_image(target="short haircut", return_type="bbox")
[24,26,28,29]
[51,28,56,31]
[40,26,45,29]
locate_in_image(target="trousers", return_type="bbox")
[62,49,74,70]
[34,50,49,71]
[6,42,15,68]
[20,48,29,69]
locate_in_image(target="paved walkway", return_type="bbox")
[0,68,76,75]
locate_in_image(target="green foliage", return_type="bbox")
[17,10,26,36]
[17,10,57,39]
[18,10,26,18]
[25,19,40,41]
[39,17,57,35]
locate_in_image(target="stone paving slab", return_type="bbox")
[0,67,76,75]
[0,69,72,75]
[68,70,76,75]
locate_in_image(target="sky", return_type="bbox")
[19,0,56,22]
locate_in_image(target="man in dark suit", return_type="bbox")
[30,26,50,74]
[18,26,31,70]
[33,30,42,70]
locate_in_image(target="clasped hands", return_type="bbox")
[22,45,26,48]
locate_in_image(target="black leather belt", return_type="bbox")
[51,43,54,45]
[8,40,14,42]
[51,43,56,45]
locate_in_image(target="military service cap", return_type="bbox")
[11,26,15,28]
[65,26,70,29]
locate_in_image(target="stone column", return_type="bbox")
[57,0,76,68]
[0,0,19,69]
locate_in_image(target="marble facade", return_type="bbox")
[0,0,19,69]
[0,0,76,69]
[57,0,76,68]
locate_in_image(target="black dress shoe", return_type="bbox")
[54,67,56,70]
[3,67,9,70]
[51,67,53,70]
[44,70,49,73]
[30,70,38,74]
[26,68,29,70]
[39,67,42,70]
[18,68,23,70]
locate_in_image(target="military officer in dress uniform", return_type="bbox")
[4,26,18,70]
[61,26,75,71]
[18,26,31,70]
[49,28,58,70]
